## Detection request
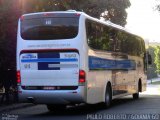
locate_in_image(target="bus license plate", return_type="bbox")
[43,86,56,90]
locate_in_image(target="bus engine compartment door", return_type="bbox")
[20,51,79,87]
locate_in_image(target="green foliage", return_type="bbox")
[104,0,131,26]
[147,46,157,79]
[154,46,160,73]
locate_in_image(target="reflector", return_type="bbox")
[17,71,21,84]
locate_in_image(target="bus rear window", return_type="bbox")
[21,17,79,40]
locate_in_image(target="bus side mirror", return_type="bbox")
[148,54,152,65]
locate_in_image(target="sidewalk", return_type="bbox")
[141,77,160,95]
[147,77,160,84]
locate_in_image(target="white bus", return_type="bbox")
[17,11,148,110]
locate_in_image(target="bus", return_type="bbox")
[16,11,149,111]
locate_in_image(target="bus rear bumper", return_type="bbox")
[18,86,85,104]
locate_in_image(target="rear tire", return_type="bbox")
[133,81,141,99]
[47,104,66,111]
[133,93,139,99]
[104,85,112,108]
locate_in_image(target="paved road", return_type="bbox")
[1,84,160,120]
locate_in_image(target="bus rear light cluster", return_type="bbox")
[43,13,53,16]
[20,16,24,21]
[79,70,85,85]
[17,70,21,84]
[75,13,81,16]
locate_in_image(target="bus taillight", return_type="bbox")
[20,16,24,21]
[75,13,81,16]
[79,70,85,85]
[43,13,54,16]
[17,70,21,84]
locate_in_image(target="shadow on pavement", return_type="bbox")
[29,96,149,116]
[15,94,160,120]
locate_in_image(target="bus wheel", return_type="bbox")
[133,92,139,99]
[47,104,66,111]
[104,85,112,108]
[133,81,141,99]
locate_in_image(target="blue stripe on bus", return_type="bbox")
[38,52,60,58]
[89,56,136,70]
[21,58,78,63]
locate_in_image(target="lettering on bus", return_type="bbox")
[28,43,70,48]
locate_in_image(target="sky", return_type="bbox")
[125,0,160,42]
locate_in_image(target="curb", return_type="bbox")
[0,103,35,113]
[147,78,160,84]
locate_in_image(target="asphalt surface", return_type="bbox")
[0,83,159,120]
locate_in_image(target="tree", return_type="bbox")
[155,0,160,11]
[147,46,157,79]
[0,0,21,70]
[21,0,130,26]
[102,0,131,26]
[154,46,160,74]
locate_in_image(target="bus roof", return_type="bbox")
[21,11,82,20]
